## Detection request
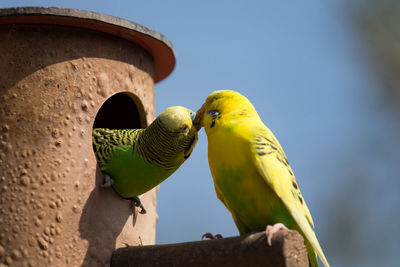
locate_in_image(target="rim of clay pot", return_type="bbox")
[0,6,176,83]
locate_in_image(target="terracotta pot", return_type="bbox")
[0,7,175,266]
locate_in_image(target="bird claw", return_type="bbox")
[132,196,147,214]
[131,197,146,227]
[265,223,287,246]
[202,232,223,240]
[101,174,114,188]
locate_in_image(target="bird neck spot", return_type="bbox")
[211,120,216,128]
[207,110,220,129]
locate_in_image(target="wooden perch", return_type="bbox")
[111,229,309,267]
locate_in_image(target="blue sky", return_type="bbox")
[1,1,397,266]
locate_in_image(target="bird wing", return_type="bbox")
[250,125,329,267]
[92,128,142,168]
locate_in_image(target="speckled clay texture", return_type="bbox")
[0,24,158,266]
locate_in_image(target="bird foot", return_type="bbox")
[130,197,146,227]
[101,174,114,188]
[265,223,288,246]
[131,196,147,214]
[202,232,223,240]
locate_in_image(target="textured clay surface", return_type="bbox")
[0,24,158,266]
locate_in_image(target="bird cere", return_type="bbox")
[92,90,329,266]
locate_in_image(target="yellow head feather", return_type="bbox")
[158,106,196,133]
[156,106,199,159]
[197,90,259,133]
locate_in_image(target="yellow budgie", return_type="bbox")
[197,90,329,267]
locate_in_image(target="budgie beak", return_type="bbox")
[193,112,202,131]
[195,103,206,130]
[190,109,202,131]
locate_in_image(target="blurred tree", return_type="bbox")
[354,0,400,118]
[321,1,400,266]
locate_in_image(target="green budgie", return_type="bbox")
[92,106,199,214]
